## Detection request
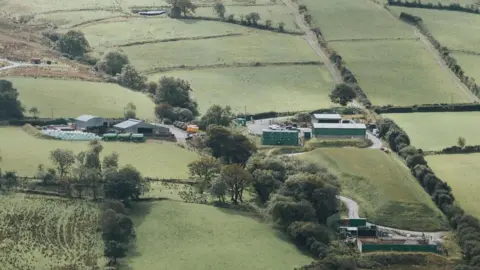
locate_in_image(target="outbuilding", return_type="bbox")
[313,123,366,138]
[75,115,105,130]
[311,113,342,124]
[113,119,169,136]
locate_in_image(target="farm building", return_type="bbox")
[313,123,366,138]
[75,115,105,130]
[261,129,299,146]
[113,119,169,136]
[311,113,342,124]
[357,238,439,254]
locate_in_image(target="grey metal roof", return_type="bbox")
[76,114,100,122]
[312,113,341,120]
[114,119,144,129]
[262,129,299,133]
[313,123,366,129]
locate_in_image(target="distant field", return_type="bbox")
[300,148,448,231]
[122,31,317,71]
[80,17,250,48]
[331,39,471,105]
[4,77,156,119]
[0,194,105,270]
[127,200,311,270]
[427,153,480,219]
[32,10,125,28]
[194,5,299,31]
[390,7,480,53]
[151,65,334,113]
[299,0,413,40]
[0,128,198,178]
[383,112,480,150]
[451,52,480,83]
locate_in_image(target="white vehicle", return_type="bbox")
[269,124,282,130]
[372,128,379,137]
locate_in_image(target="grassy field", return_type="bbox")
[452,52,480,83]
[0,127,198,178]
[383,112,480,150]
[390,7,480,53]
[79,17,251,48]
[122,31,318,71]
[300,148,448,231]
[127,200,311,270]
[427,154,480,219]
[4,77,156,119]
[0,194,105,270]
[194,5,299,31]
[150,65,334,113]
[32,10,125,28]
[299,0,413,40]
[331,39,471,105]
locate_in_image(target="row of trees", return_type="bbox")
[96,51,147,91]
[378,118,480,268]
[389,0,480,14]
[0,80,24,120]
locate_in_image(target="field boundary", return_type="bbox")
[387,0,480,16]
[326,37,419,43]
[374,102,480,114]
[142,60,323,73]
[450,49,480,56]
[70,15,132,28]
[36,7,124,15]
[116,33,244,47]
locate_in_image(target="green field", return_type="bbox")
[0,194,105,270]
[383,112,480,150]
[427,153,480,219]
[150,65,334,113]
[452,52,480,83]
[4,77,156,119]
[79,17,250,48]
[0,127,198,178]
[299,0,413,40]
[127,200,311,270]
[331,39,471,105]
[122,31,317,71]
[390,7,480,53]
[300,148,448,231]
[194,5,299,31]
[32,10,125,28]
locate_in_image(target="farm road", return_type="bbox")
[0,58,39,71]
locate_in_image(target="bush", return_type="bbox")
[43,30,61,42]
[57,30,90,57]
[75,55,98,66]
[374,103,480,114]
[96,51,130,76]
[117,64,147,91]
[163,118,173,125]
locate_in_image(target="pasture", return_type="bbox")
[383,112,480,150]
[390,7,480,53]
[451,53,480,83]
[299,0,413,40]
[0,194,105,270]
[427,154,480,220]
[31,10,126,29]
[0,127,198,179]
[122,31,318,72]
[151,65,334,113]
[300,148,448,231]
[331,39,472,105]
[4,77,156,119]
[127,200,312,270]
[79,17,251,48]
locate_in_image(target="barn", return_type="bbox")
[113,119,169,136]
[311,113,342,124]
[313,123,366,138]
[75,115,105,130]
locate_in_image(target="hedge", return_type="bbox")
[8,118,68,126]
[374,103,480,114]
[389,0,480,15]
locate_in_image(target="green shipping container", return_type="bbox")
[102,133,118,141]
[131,133,145,142]
[349,218,367,227]
[261,129,299,146]
[118,133,132,141]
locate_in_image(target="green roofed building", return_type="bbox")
[313,123,366,138]
[261,129,299,146]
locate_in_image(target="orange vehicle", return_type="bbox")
[186,125,199,133]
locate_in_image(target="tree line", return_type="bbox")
[388,0,480,15]
[399,12,480,100]
[373,102,480,114]
[378,118,480,269]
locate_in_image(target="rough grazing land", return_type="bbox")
[79,17,250,48]
[0,194,105,270]
[32,10,125,29]
[0,128,198,179]
[383,112,480,150]
[427,154,480,220]
[127,201,311,270]
[5,77,156,119]
[122,31,318,71]
[152,65,334,114]
[331,39,471,105]
[390,7,480,53]
[301,148,448,231]
[299,0,413,40]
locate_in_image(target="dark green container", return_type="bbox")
[131,133,145,142]
[102,133,118,141]
[118,133,132,141]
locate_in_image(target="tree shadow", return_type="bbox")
[177,18,200,25]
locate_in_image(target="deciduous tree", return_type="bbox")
[458,136,466,148]
[118,64,146,91]
[329,83,357,106]
[28,107,39,118]
[0,80,24,120]
[188,156,221,193]
[97,50,130,76]
[155,76,199,115]
[167,0,197,17]
[205,125,256,165]
[104,240,127,265]
[200,104,234,129]
[213,2,226,18]
[50,148,76,177]
[57,30,90,56]
[155,103,174,121]
[103,152,119,169]
[220,164,253,204]
[104,165,148,201]
[124,102,137,119]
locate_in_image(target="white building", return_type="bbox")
[75,115,105,130]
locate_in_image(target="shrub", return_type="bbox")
[96,51,130,76]
[57,30,90,57]
[163,118,173,125]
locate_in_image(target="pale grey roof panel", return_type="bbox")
[312,113,341,120]
[313,123,366,129]
[114,119,143,129]
[76,114,99,122]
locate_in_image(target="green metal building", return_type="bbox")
[358,238,438,254]
[313,123,366,138]
[261,129,299,146]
